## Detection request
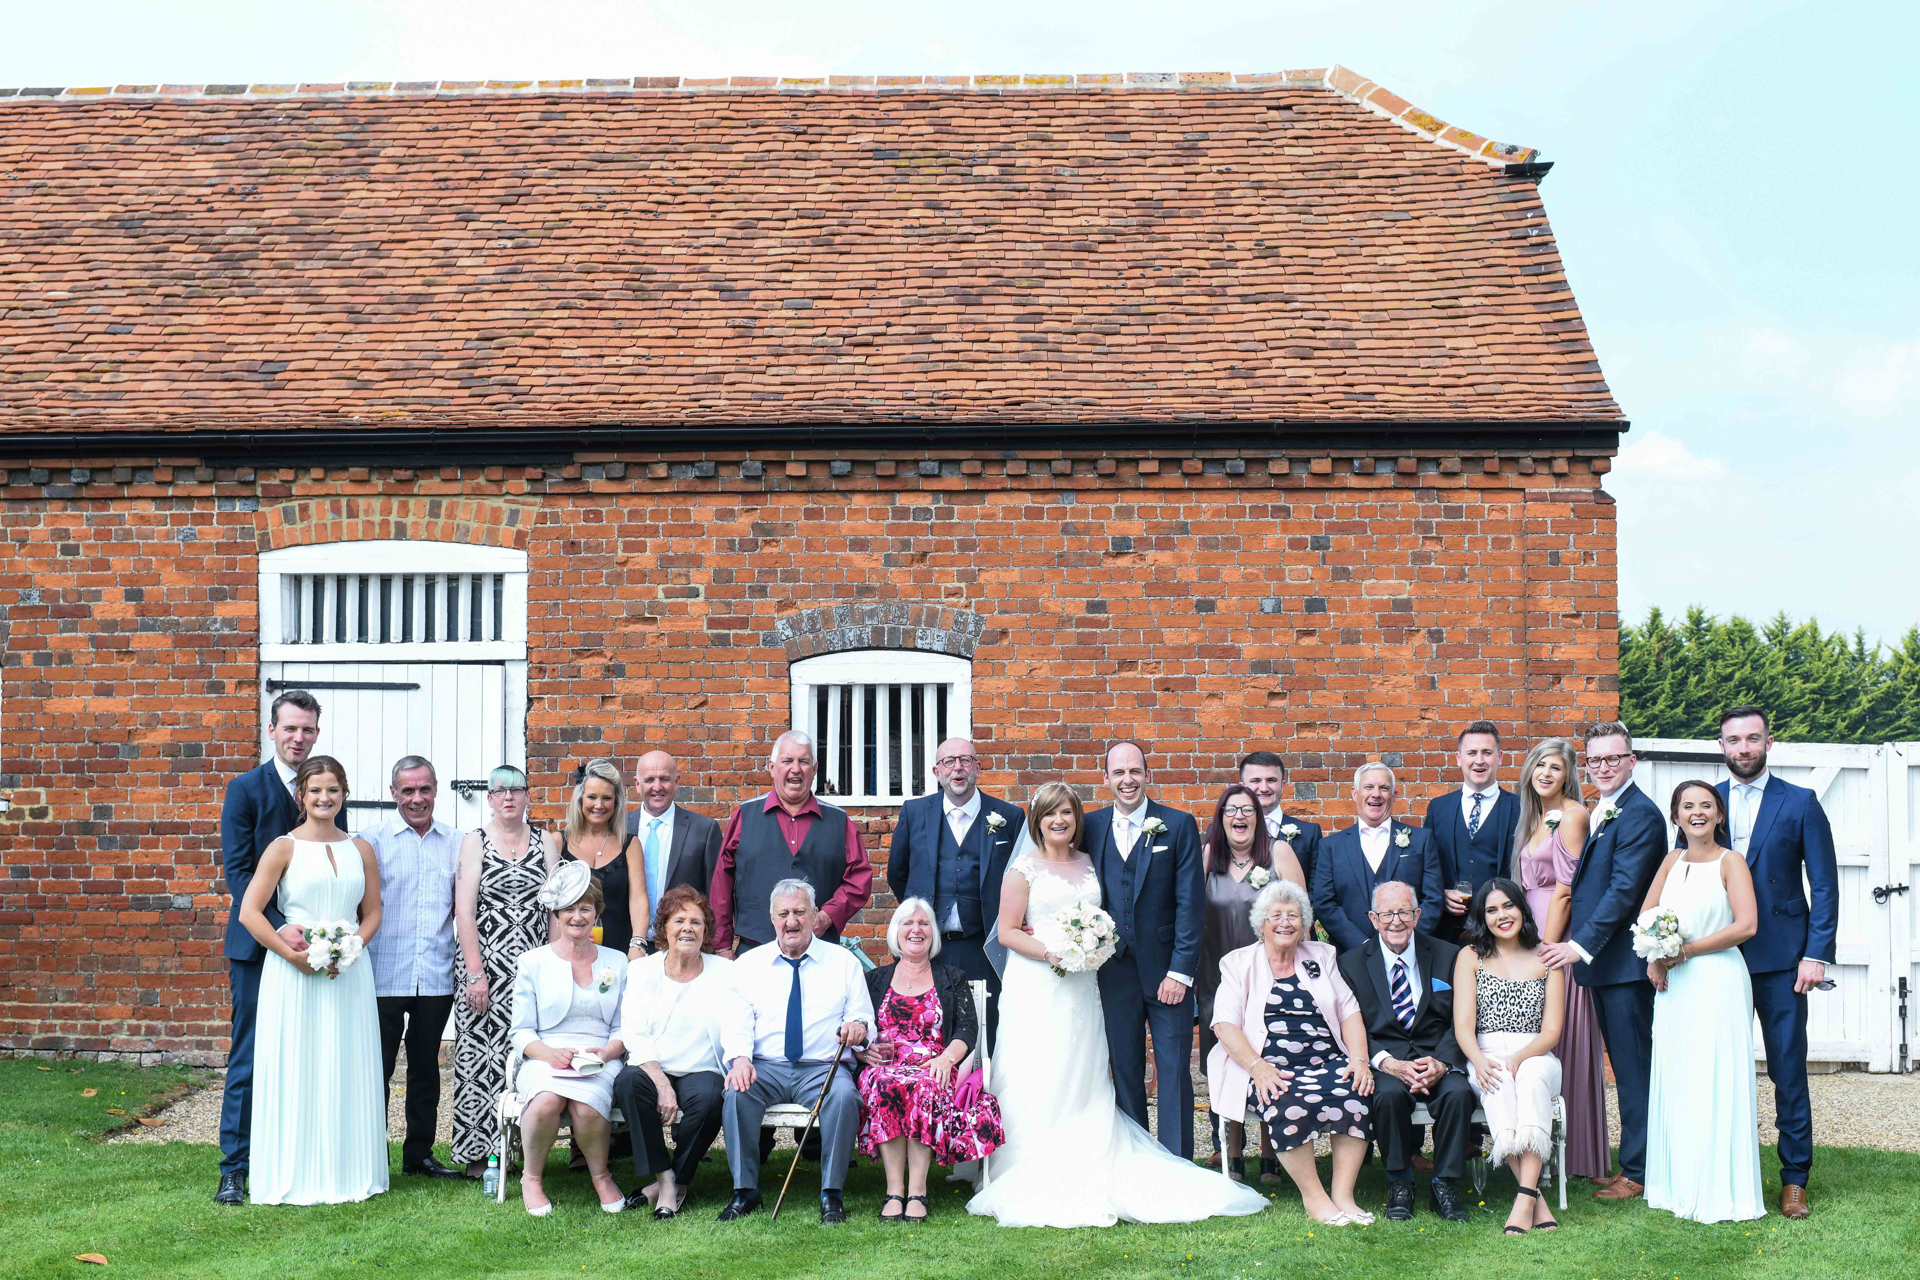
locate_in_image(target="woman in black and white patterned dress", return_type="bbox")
[451,767,557,1175]
[1454,877,1564,1236]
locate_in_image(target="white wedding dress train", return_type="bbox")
[967,853,1266,1228]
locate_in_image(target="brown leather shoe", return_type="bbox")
[1594,1177,1644,1200]
[1411,1153,1434,1174]
[1780,1185,1809,1219]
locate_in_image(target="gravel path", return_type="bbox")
[112,1048,1920,1156]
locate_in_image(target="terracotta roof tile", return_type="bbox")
[0,68,1617,432]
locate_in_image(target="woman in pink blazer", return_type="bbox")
[1208,879,1376,1225]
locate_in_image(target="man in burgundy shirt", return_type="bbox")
[711,730,873,954]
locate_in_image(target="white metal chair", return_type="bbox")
[493,1043,629,1203]
[1211,1093,1567,1210]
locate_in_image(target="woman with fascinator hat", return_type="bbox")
[507,859,632,1215]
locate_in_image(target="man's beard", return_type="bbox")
[1726,749,1768,781]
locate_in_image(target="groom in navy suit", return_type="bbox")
[1423,720,1521,944]
[885,737,1025,1049]
[1082,741,1204,1158]
[1713,706,1838,1219]
[1539,721,1667,1201]
[214,688,321,1205]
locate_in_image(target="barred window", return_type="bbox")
[789,651,972,806]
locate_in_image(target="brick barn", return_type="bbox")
[0,68,1623,1062]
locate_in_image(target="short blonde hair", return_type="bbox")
[1249,879,1315,935]
[885,897,942,960]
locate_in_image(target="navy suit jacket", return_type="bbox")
[1717,776,1839,973]
[1422,788,1520,892]
[1272,815,1324,889]
[221,761,298,962]
[885,789,1025,935]
[1311,822,1442,953]
[1082,799,1205,985]
[1568,782,1667,988]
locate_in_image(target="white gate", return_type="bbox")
[259,662,507,834]
[257,540,528,836]
[1634,738,1913,1072]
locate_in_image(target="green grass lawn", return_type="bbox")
[3,1059,1913,1280]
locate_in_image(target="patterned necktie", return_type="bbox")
[1466,791,1486,837]
[782,955,805,1064]
[1390,957,1416,1030]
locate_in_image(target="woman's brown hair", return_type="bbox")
[1025,782,1085,848]
[648,885,717,954]
[293,755,349,818]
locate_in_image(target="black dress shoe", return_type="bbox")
[1384,1180,1416,1221]
[799,1132,823,1163]
[819,1189,847,1225]
[401,1155,468,1181]
[215,1171,247,1205]
[1430,1177,1470,1223]
[716,1189,762,1222]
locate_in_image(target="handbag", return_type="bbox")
[951,1066,985,1111]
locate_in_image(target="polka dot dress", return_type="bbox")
[1252,974,1371,1152]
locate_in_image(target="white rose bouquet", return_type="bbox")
[1630,907,1687,963]
[302,921,364,979]
[1032,903,1119,977]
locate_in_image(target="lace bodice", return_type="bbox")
[1010,852,1102,920]
[1475,969,1548,1036]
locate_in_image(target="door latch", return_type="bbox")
[1872,883,1911,905]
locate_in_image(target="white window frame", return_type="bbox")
[789,650,972,808]
[258,540,528,663]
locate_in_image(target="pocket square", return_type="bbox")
[1430,978,1450,992]
[1151,844,1168,852]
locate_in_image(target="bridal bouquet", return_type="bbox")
[1033,904,1119,977]
[302,921,365,979]
[1630,907,1687,962]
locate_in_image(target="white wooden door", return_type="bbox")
[1884,744,1919,1073]
[260,662,507,834]
[1632,740,1879,1067]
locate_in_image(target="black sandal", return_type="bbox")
[904,1194,930,1222]
[879,1194,907,1222]
[1530,1186,1558,1231]
[1506,1185,1539,1235]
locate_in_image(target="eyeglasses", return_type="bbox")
[936,754,979,768]
[1264,913,1303,926]
[489,787,530,798]
[1584,753,1633,770]
[1370,909,1418,923]
[1221,805,1259,818]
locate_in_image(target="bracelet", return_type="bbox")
[465,971,485,985]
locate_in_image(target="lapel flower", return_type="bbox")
[1543,810,1564,831]
[1594,802,1621,834]
[1280,822,1301,841]
[1248,866,1272,888]
[1140,816,1169,837]
[984,812,1007,832]
[595,965,618,994]
[1393,827,1410,848]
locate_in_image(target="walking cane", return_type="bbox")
[769,1051,844,1222]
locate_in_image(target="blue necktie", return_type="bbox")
[1389,957,1416,1030]
[782,956,805,1064]
[1466,791,1486,838]
[644,817,665,916]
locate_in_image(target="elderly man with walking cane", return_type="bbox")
[717,879,874,1224]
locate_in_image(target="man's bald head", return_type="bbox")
[933,737,981,801]
[635,750,680,817]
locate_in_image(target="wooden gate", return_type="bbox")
[1634,738,1913,1072]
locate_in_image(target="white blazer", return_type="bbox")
[508,943,628,1054]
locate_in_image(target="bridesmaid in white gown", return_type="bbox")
[968,783,1266,1229]
[238,755,390,1205]
[1643,780,1764,1223]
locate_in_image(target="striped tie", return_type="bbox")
[1389,958,1416,1030]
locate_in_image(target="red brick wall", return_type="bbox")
[0,446,1618,1062]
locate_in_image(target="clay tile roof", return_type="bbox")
[0,68,1619,435]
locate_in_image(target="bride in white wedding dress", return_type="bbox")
[968,784,1267,1228]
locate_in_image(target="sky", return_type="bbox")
[6,0,1914,641]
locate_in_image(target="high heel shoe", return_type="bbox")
[1505,1185,1539,1235]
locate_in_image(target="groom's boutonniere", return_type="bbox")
[1393,827,1411,848]
[1247,865,1272,888]
[1140,816,1169,837]
[595,965,618,994]
[1280,822,1302,841]
[985,812,1008,833]
[1543,810,1564,832]
[1593,802,1621,835]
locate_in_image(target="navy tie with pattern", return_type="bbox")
[1390,957,1416,1030]
[1466,791,1486,838]
[782,955,805,1064]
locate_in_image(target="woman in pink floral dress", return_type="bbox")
[857,898,1004,1221]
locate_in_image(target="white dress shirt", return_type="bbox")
[1264,806,1289,843]
[939,791,983,930]
[364,814,462,998]
[636,804,676,924]
[271,754,297,801]
[1370,939,1423,1068]
[722,936,875,1065]
[619,951,733,1076]
[1566,783,1628,966]
[1730,771,1770,854]
[1358,817,1393,873]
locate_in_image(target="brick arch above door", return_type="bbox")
[257,495,539,552]
[767,602,987,661]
